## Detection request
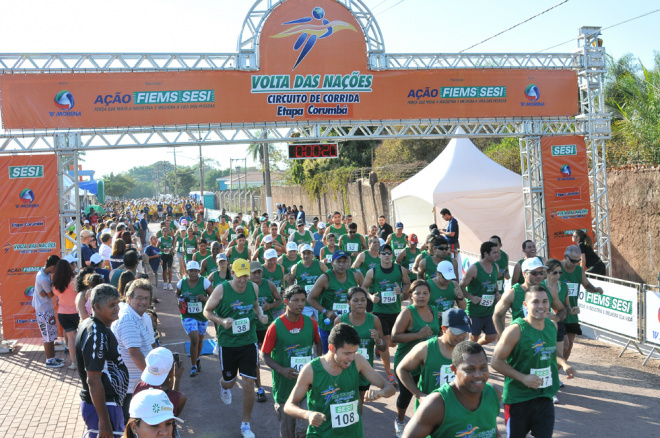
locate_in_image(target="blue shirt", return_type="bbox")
[313,232,324,257]
[446,217,459,245]
[80,244,93,265]
[297,211,306,223]
[144,245,161,273]
[95,268,111,283]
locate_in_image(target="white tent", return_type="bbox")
[391,133,525,260]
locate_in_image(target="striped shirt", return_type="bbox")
[111,303,154,394]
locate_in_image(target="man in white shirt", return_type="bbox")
[98,233,113,269]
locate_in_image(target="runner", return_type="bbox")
[363,243,412,388]
[401,341,500,438]
[253,235,275,263]
[227,233,252,264]
[510,240,546,286]
[288,219,314,246]
[182,227,198,266]
[207,253,232,288]
[428,261,465,314]
[386,222,408,259]
[175,261,213,377]
[414,237,456,282]
[353,236,381,278]
[322,211,348,244]
[200,242,221,277]
[192,239,210,264]
[319,233,338,269]
[203,259,270,438]
[395,234,420,283]
[391,280,440,437]
[261,285,322,438]
[283,323,395,438]
[202,219,221,246]
[262,248,286,293]
[280,214,299,239]
[338,223,367,263]
[491,286,575,438]
[333,287,386,413]
[459,241,500,345]
[307,251,364,353]
[280,242,302,283]
[490,235,510,292]
[397,308,470,410]
[175,226,187,279]
[290,244,328,320]
[250,261,283,404]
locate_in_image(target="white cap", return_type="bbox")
[141,347,174,386]
[63,254,78,263]
[90,253,104,265]
[286,242,298,252]
[300,244,314,253]
[318,222,326,229]
[263,235,273,243]
[83,220,90,224]
[436,260,456,280]
[129,389,183,425]
[264,248,278,260]
[522,257,547,272]
[186,260,200,271]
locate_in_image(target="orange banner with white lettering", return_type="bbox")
[0,0,578,130]
[0,155,60,339]
[541,136,593,259]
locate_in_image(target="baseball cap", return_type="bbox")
[442,308,471,335]
[395,222,404,229]
[263,235,274,243]
[141,347,174,386]
[264,248,278,260]
[90,253,104,265]
[379,244,393,253]
[313,217,319,222]
[216,253,228,262]
[286,242,298,252]
[409,233,419,244]
[297,220,305,226]
[250,261,263,273]
[300,244,314,253]
[318,222,326,229]
[522,258,548,272]
[232,259,250,277]
[332,251,350,261]
[180,219,188,225]
[83,220,90,224]
[207,218,215,223]
[436,260,456,280]
[63,254,78,263]
[129,389,183,425]
[186,260,200,271]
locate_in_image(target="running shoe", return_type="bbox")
[256,387,267,403]
[387,372,397,387]
[375,350,381,360]
[46,359,64,368]
[68,363,77,370]
[190,365,198,377]
[196,358,201,372]
[559,379,565,388]
[221,388,232,405]
[394,419,405,438]
[553,395,559,404]
[240,424,255,438]
[54,357,65,363]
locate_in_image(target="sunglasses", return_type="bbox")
[566,257,581,264]
[434,246,449,250]
[551,270,562,275]
[380,252,393,256]
[528,270,545,277]
[349,231,356,234]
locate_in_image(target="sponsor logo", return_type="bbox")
[4,241,57,254]
[438,86,506,99]
[555,187,580,200]
[24,286,35,298]
[14,316,38,329]
[551,144,577,156]
[560,165,572,177]
[19,189,35,203]
[132,90,215,105]
[6,266,41,276]
[455,425,480,437]
[320,385,340,403]
[524,84,540,101]
[550,209,589,220]
[54,90,75,110]
[532,339,545,356]
[9,217,47,234]
[8,165,44,179]
[271,7,357,70]
[552,229,587,239]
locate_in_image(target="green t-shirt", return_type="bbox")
[256,280,276,331]
[328,223,348,237]
[295,259,324,295]
[370,264,404,315]
[495,249,509,290]
[401,248,420,281]
[393,305,439,375]
[228,244,249,264]
[430,383,499,438]
[159,236,173,255]
[263,264,285,291]
[289,230,314,246]
[340,234,363,261]
[423,254,452,281]
[281,255,302,275]
[214,281,258,347]
[202,229,218,244]
[270,316,315,404]
[183,237,198,261]
[390,233,407,257]
[465,261,498,317]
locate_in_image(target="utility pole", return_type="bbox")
[263,135,272,218]
[173,148,179,196]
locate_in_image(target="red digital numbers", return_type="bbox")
[288,143,338,160]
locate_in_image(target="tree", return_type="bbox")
[484,137,521,174]
[103,172,136,198]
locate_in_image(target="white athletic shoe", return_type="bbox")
[168,283,174,291]
[240,424,255,438]
[221,388,232,405]
[394,419,405,438]
[553,395,559,404]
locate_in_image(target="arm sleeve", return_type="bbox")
[203,278,212,289]
[113,318,142,349]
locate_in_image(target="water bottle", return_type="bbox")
[324,317,332,326]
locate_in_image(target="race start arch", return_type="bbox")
[0,0,611,291]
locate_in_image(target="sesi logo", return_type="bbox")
[8,166,44,179]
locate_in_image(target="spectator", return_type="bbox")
[296,205,305,223]
[118,271,137,301]
[75,271,105,321]
[111,249,139,289]
[111,239,127,270]
[33,255,64,368]
[76,284,129,438]
[90,253,110,283]
[123,389,183,438]
[111,279,156,424]
[99,233,113,269]
[80,229,95,267]
[144,235,162,290]
[439,208,460,253]
[133,347,187,417]
[52,258,79,369]
[572,230,606,275]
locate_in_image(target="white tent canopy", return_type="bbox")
[391,132,525,260]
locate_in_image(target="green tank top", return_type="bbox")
[284,222,297,237]
[179,277,208,322]
[214,281,258,347]
[306,358,362,438]
[159,236,173,255]
[193,250,209,264]
[503,317,559,404]
[281,255,302,275]
[341,313,375,387]
[416,337,454,410]
[256,280,276,331]
[430,383,499,438]
[176,235,184,254]
[357,251,380,277]
[428,280,458,313]
[318,270,358,331]
[295,260,324,295]
[226,228,237,242]
[370,264,404,314]
[393,305,440,376]
[401,248,419,281]
[390,233,407,257]
[262,264,285,291]
[184,237,197,261]
[204,257,218,275]
[424,254,452,281]
[495,250,509,290]
[341,235,363,260]
[290,231,313,246]
[329,223,347,237]
[229,245,249,264]
[270,316,315,404]
[541,280,567,317]
[322,246,337,269]
[466,261,498,317]
[209,269,231,288]
[202,229,217,243]
[560,265,582,324]
[510,284,528,321]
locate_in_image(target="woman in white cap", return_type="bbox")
[123,388,183,438]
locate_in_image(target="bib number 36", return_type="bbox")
[330,400,359,428]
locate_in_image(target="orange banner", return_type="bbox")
[0,0,578,130]
[541,136,592,259]
[0,155,60,339]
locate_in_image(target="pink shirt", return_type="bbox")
[53,280,77,314]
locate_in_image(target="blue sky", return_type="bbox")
[2,0,658,179]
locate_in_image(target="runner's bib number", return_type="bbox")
[497,279,504,292]
[290,356,311,372]
[530,367,552,388]
[381,291,397,304]
[408,261,415,271]
[346,243,359,252]
[357,347,369,360]
[304,285,314,293]
[567,283,579,297]
[330,400,359,429]
[187,301,202,314]
[333,303,350,315]
[186,247,195,255]
[232,318,250,334]
[394,249,403,257]
[439,365,454,385]
[480,294,495,307]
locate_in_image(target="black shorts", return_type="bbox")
[468,315,497,336]
[564,322,582,336]
[505,397,555,438]
[256,329,267,345]
[374,312,398,337]
[58,313,80,333]
[219,343,258,382]
[359,384,370,392]
[556,322,566,342]
[161,254,173,269]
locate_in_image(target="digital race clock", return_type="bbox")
[288,143,339,160]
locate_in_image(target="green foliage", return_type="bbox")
[484,137,521,174]
[374,138,447,168]
[103,172,136,198]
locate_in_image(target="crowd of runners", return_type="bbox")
[31,197,607,438]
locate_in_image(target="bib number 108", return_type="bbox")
[330,400,359,428]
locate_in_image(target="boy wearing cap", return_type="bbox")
[288,220,314,247]
[429,261,465,315]
[134,347,187,418]
[203,259,269,438]
[386,222,408,258]
[175,261,213,377]
[261,249,286,291]
[279,242,302,282]
[398,308,471,410]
